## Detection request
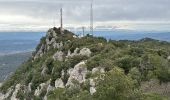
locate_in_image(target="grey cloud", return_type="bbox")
[0,0,170,25]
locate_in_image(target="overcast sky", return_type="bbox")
[0,0,170,31]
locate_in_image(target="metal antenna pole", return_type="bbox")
[90,1,93,36]
[82,26,85,36]
[60,8,63,34]
[53,16,55,27]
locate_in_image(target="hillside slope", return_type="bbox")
[0,52,31,82]
[0,27,170,100]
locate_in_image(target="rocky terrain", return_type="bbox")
[0,27,170,100]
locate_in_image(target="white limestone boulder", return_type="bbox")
[11,84,21,100]
[167,56,170,60]
[79,48,91,57]
[89,79,96,95]
[34,80,50,96]
[66,61,87,86]
[53,51,64,61]
[0,87,13,100]
[55,78,64,88]
[92,67,105,74]
[90,87,96,95]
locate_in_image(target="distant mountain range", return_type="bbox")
[0,31,169,55]
[76,30,170,42]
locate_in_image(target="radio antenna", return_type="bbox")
[90,0,93,36]
[60,8,63,34]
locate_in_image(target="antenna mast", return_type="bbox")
[90,1,93,36]
[53,17,55,27]
[82,26,85,36]
[60,8,63,33]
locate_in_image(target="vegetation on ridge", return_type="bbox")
[0,27,170,99]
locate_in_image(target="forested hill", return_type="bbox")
[0,52,31,82]
[0,27,170,100]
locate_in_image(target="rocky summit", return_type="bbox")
[0,27,170,100]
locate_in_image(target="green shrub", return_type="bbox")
[157,68,170,83]
[144,93,168,100]
[62,71,69,85]
[128,47,144,57]
[93,67,143,100]
[116,55,140,74]
[69,90,92,100]
[45,58,54,74]
[31,72,50,91]
[86,54,102,70]
[128,67,142,86]
[35,37,46,53]
[16,86,25,100]
[47,88,65,100]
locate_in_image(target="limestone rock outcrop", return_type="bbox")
[90,79,96,95]
[167,56,170,60]
[41,64,48,76]
[53,51,64,61]
[54,42,63,49]
[11,84,21,100]
[0,88,13,100]
[55,78,64,88]
[0,27,108,99]
[34,44,45,59]
[34,80,51,96]
[79,48,91,57]
[92,67,105,74]
[67,48,91,57]
[66,61,87,86]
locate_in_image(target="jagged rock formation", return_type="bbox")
[33,28,65,60]
[66,48,91,57]
[11,84,21,100]
[79,48,91,57]
[0,27,98,99]
[53,51,64,61]
[0,88,13,100]
[66,61,87,86]
[0,27,170,100]
[34,80,51,97]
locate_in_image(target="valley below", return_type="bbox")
[0,52,32,82]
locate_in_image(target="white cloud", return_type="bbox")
[0,0,169,31]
